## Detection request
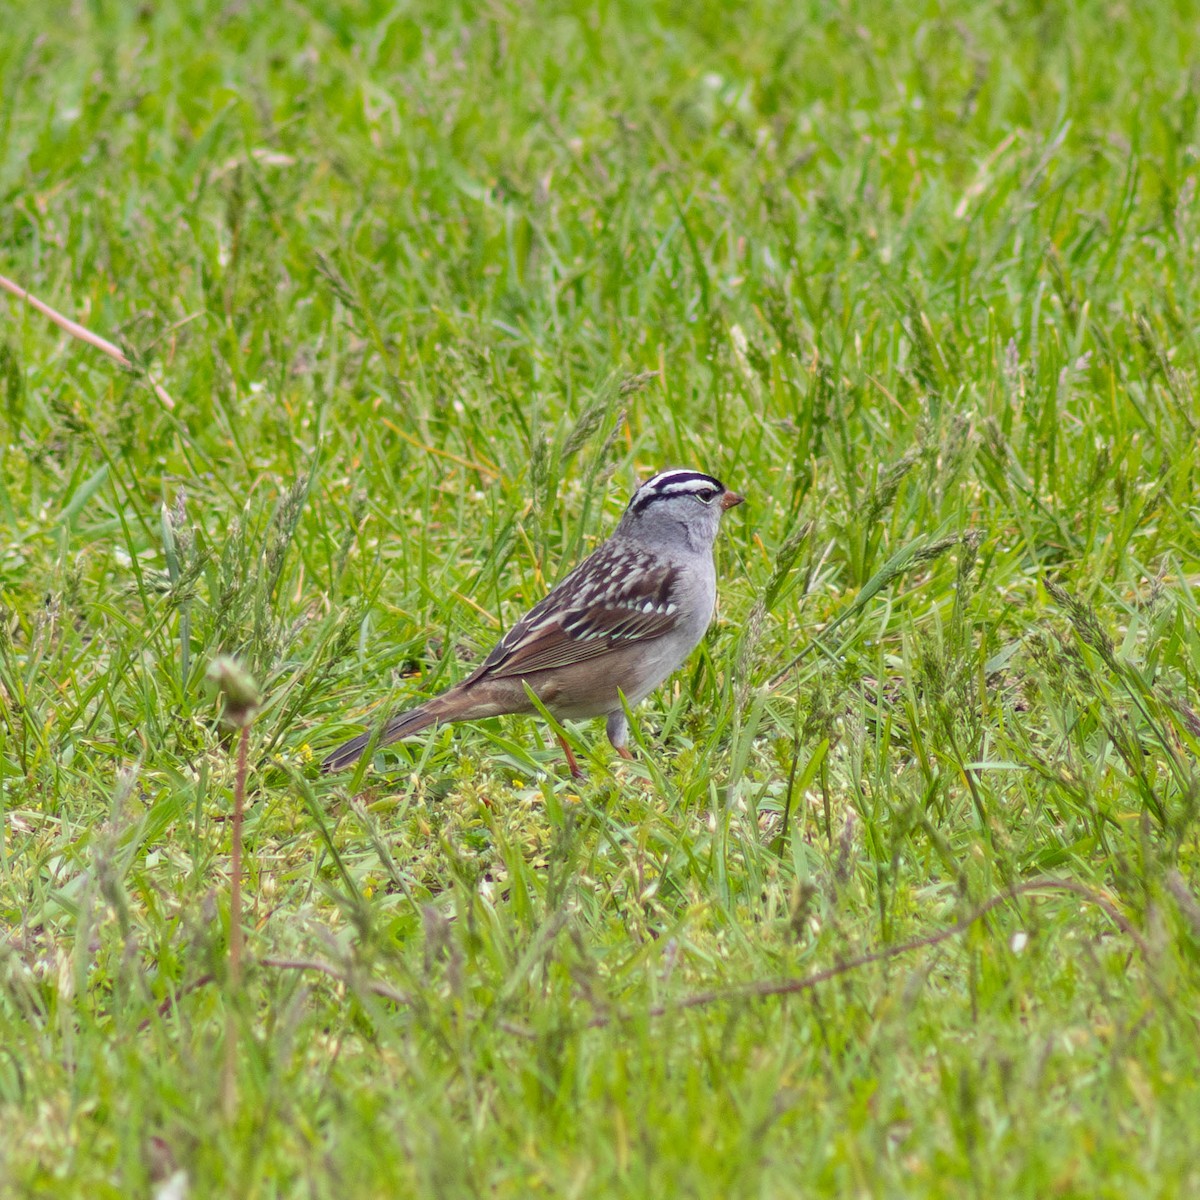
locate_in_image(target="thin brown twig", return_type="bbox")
[229,725,248,989]
[261,877,1147,1037]
[584,877,1150,1027]
[0,271,176,409]
[143,877,1149,1041]
[222,722,250,1121]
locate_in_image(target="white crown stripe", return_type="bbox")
[658,481,718,495]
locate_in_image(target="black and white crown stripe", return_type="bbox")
[627,469,726,513]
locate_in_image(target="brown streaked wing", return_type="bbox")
[467,561,681,681]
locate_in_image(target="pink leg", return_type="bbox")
[556,732,584,779]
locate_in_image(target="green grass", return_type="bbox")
[2,0,1200,1193]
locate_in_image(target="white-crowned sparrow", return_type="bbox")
[323,468,744,776]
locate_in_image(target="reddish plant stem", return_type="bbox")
[222,722,249,1121]
[229,723,248,987]
[0,272,176,408]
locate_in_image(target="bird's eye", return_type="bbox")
[696,491,716,505]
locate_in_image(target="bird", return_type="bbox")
[322,468,744,776]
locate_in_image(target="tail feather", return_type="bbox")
[321,702,441,773]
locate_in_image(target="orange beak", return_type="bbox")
[720,490,745,511]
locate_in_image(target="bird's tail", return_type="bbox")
[321,700,445,773]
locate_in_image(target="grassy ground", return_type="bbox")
[3,0,1200,1194]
